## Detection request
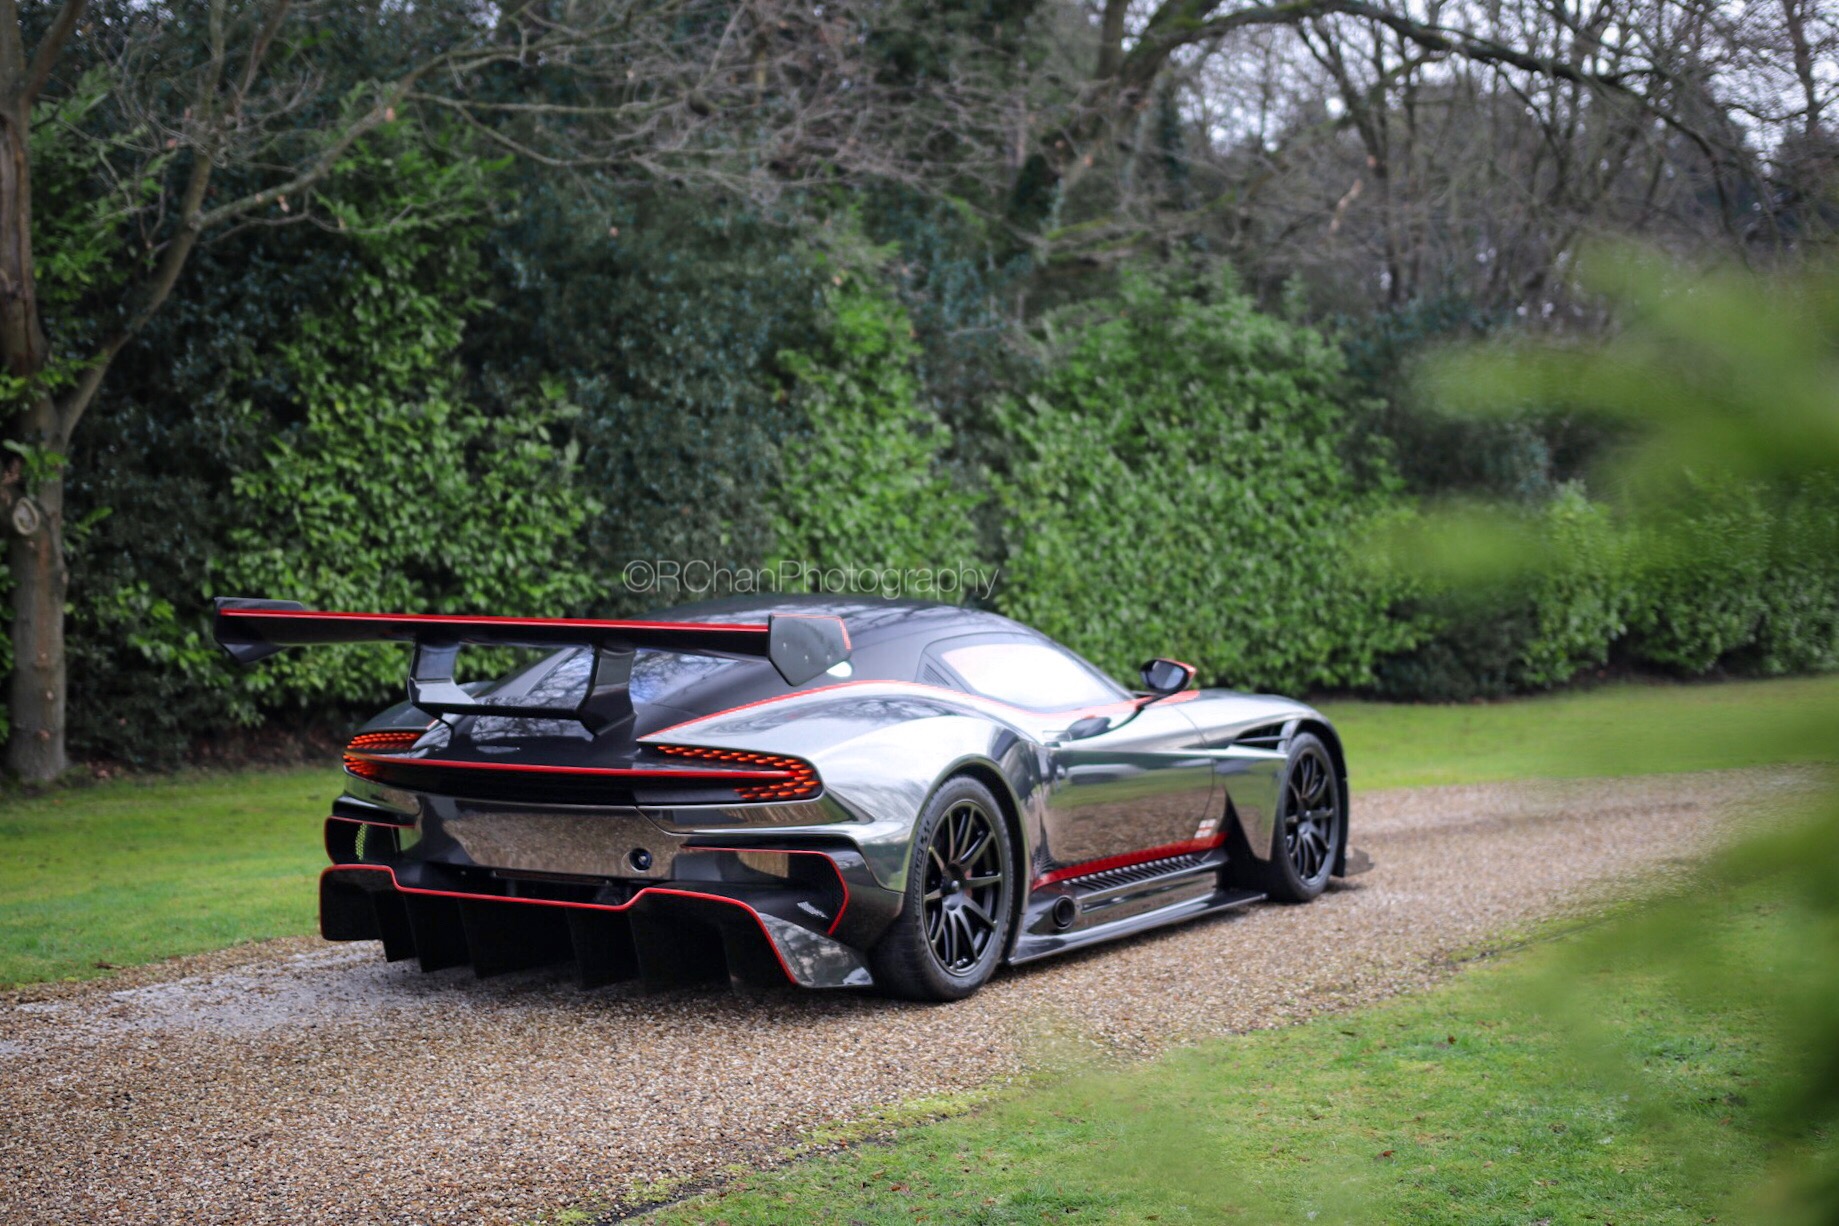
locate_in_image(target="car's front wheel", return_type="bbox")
[870,776,1014,1001]
[1260,732,1343,902]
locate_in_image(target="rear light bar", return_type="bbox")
[654,744,821,801]
[346,728,425,774]
[348,729,424,753]
[339,747,822,805]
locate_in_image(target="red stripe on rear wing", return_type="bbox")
[211,598,852,726]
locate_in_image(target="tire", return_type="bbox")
[870,776,1015,1001]
[1259,732,1343,903]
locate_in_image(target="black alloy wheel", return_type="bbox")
[923,798,1007,974]
[1262,732,1343,902]
[870,775,1014,1000]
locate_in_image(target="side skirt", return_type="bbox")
[1007,883,1265,965]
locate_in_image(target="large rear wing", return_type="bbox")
[211,597,851,730]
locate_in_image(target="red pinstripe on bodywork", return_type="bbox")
[341,751,795,784]
[325,841,852,942]
[645,678,1200,741]
[1031,832,1227,890]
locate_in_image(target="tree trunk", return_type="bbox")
[5,398,66,780]
[0,17,67,781]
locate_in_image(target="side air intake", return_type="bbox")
[1233,722,1288,751]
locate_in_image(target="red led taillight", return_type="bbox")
[654,744,821,801]
[349,729,423,752]
[344,729,423,779]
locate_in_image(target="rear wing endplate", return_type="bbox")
[211,597,851,730]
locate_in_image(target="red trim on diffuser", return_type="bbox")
[321,864,802,985]
[691,846,852,936]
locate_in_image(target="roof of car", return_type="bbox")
[613,595,1049,732]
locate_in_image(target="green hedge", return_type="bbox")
[29,197,1839,766]
[1374,488,1632,700]
[1750,484,1839,674]
[1626,476,1839,677]
[770,274,981,578]
[1624,475,1773,674]
[990,274,1419,693]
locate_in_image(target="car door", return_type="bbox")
[924,634,1217,881]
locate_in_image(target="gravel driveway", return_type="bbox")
[0,770,1796,1224]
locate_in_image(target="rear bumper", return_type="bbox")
[321,850,882,989]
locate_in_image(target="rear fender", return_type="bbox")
[643,689,1046,892]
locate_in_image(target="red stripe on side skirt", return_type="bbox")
[1031,833,1227,890]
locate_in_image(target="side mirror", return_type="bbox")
[1139,658,1196,697]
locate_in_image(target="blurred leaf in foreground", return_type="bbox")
[1420,251,1839,1222]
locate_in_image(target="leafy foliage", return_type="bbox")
[857,188,1031,442]
[1749,483,1839,675]
[770,275,980,577]
[211,209,596,717]
[1624,475,1775,674]
[468,182,825,610]
[1376,486,1631,699]
[26,107,1839,771]
[1420,252,1839,1223]
[1618,475,1839,678]
[25,68,148,363]
[62,123,564,759]
[993,274,1417,692]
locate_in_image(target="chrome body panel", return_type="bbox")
[639,680,1340,890]
[1040,701,1217,867]
[435,801,680,881]
[641,684,1047,892]
[1008,886,1266,964]
[1171,693,1335,863]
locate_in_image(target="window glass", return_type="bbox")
[627,648,737,704]
[939,641,1124,711]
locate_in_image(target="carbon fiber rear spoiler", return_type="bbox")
[211,597,851,730]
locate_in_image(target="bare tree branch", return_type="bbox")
[22,0,83,108]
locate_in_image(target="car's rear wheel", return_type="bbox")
[870,776,1014,1001]
[1260,733,1342,902]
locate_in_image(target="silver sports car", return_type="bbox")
[214,595,1367,1001]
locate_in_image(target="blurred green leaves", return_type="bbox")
[1429,250,1839,493]
[1416,249,1839,1222]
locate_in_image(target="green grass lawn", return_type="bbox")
[1,675,1834,987]
[634,906,1823,1225]
[0,767,337,986]
[1322,674,1839,790]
